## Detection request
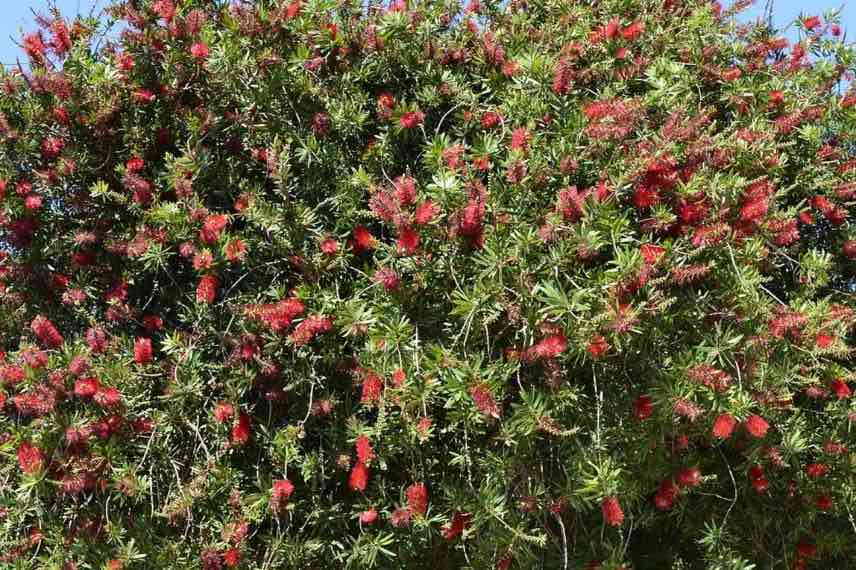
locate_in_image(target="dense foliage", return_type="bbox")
[0,0,854,568]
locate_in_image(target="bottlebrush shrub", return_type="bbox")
[0,0,854,568]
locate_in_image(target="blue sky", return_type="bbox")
[0,0,854,66]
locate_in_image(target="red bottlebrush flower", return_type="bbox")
[803,15,822,30]
[18,441,45,474]
[288,315,333,346]
[814,333,834,349]
[712,413,737,439]
[200,214,228,244]
[640,244,666,265]
[74,377,100,398]
[621,21,645,41]
[397,227,420,256]
[632,186,660,209]
[127,156,144,173]
[361,373,384,404]
[190,42,209,59]
[676,467,701,488]
[270,478,294,514]
[94,386,122,408]
[399,111,425,129]
[442,511,472,540]
[830,378,851,400]
[654,479,677,511]
[231,413,252,445]
[586,335,609,359]
[393,175,417,206]
[634,395,653,420]
[41,136,65,159]
[213,402,235,423]
[601,495,624,526]
[225,239,248,262]
[377,92,395,110]
[134,337,153,364]
[815,494,833,511]
[745,414,769,438]
[805,463,828,478]
[470,383,501,418]
[523,334,567,361]
[196,274,219,304]
[751,477,769,493]
[348,461,369,492]
[222,548,241,568]
[142,314,164,332]
[31,315,64,348]
[481,110,502,129]
[359,508,378,524]
[355,435,374,464]
[842,240,856,259]
[373,267,401,291]
[414,200,439,226]
[23,32,48,64]
[406,483,428,516]
[350,225,376,253]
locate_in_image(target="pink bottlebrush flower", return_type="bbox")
[601,495,624,526]
[406,483,428,516]
[390,506,412,528]
[288,315,333,346]
[373,267,401,291]
[134,337,153,364]
[86,327,108,353]
[190,42,209,59]
[393,175,417,205]
[31,315,64,348]
[481,110,502,129]
[399,111,425,129]
[200,214,228,244]
[320,238,339,255]
[470,383,501,418]
[805,463,828,478]
[360,508,378,524]
[213,402,235,423]
[94,386,122,408]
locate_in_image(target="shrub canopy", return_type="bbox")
[0,0,855,568]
